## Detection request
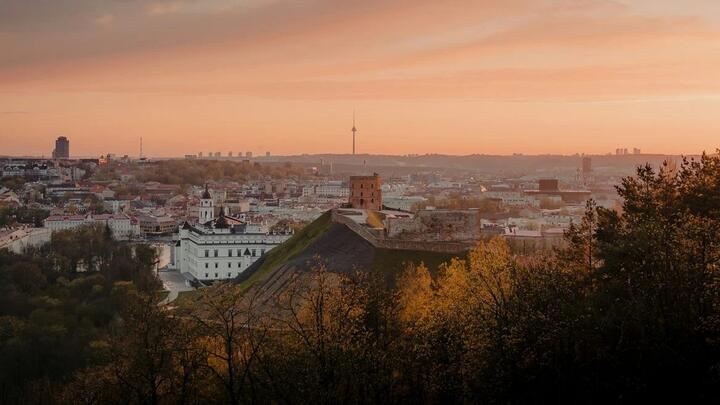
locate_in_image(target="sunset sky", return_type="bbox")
[1,0,720,157]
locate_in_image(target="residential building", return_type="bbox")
[43,213,135,240]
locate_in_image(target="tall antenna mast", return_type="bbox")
[351,110,357,155]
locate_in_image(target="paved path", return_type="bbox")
[158,269,194,305]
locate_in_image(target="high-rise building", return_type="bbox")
[198,152,203,157]
[228,151,233,157]
[266,151,270,157]
[52,136,70,159]
[349,173,382,210]
[582,156,592,174]
[246,151,253,158]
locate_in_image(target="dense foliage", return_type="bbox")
[0,176,26,191]
[0,206,49,227]
[133,160,307,185]
[0,225,160,402]
[4,153,720,404]
[413,194,503,213]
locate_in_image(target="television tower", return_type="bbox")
[351,110,357,155]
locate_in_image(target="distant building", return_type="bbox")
[44,213,135,240]
[349,173,382,210]
[303,180,349,198]
[52,136,70,159]
[266,151,271,157]
[198,152,203,158]
[525,179,590,204]
[386,209,480,241]
[582,156,592,174]
[538,179,559,192]
[246,151,253,158]
[45,183,91,199]
[581,156,592,185]
[318,159,333,175]
[135,213,177,236]
[171,185,292,281]
[383,196,427,211]
[633,148,641,155]
[228,151,233,157]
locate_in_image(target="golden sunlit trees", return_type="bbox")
[192,283,267,405]
[269,260,375,403]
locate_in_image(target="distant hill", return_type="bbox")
[257,153,692,175]
[234,211,461,305]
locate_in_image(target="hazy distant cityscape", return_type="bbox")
[3,0,720,403]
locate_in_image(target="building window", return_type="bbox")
[228,273,231,278]
[204,250,209,257]
[237,249,241,256]
[228,249,233,257]
[214,250,218,257]
[228,262,231,268]
[214,262,218,268]
[238,262,241,268]
[215,273,218,278]
[205,263,208,268]
[252,249,256,257]
[205,273,208,278]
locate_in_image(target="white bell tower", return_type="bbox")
[199,184,214,223]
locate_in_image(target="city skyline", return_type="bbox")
[0,133,661,160]
[2,0,720,157]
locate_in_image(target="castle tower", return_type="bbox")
[199,184,214,223]
[349,173,382,210]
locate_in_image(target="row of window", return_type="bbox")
[204,248,264,258]
[204,272,239,279]
[354,191,378,197]
[204,261,251,269]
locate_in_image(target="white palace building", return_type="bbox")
[171,186,292,281]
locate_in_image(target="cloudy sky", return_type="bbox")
[1,0,719,157]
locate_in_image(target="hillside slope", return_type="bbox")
[236,211,463,307]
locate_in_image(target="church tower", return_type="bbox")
[199,184,214,223]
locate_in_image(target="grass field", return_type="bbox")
[238,211,333,290]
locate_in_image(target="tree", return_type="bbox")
[192,283,266,405]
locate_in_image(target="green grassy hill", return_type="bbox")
[236,211,466,293]
[235,211,333,290]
